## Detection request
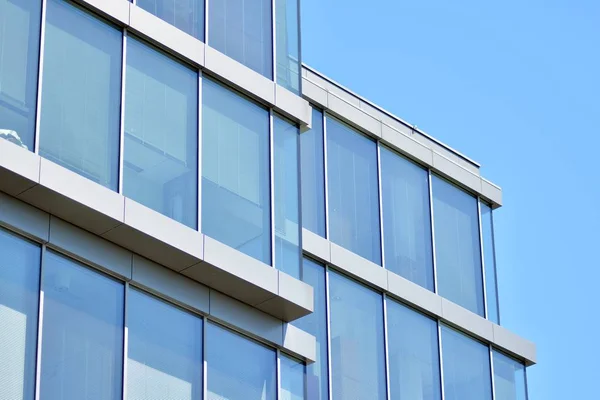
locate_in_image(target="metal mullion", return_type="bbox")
[269,110,276,267]
[489,345,496,400]
[204,0,209,43]
[33,0,49,154]
[428,170,438,293]
[33,244,47,400]
[271,0,277,82]
[121,282,130,400]
[478,199,489,319]
[276,349,282,400]
[382,294,391,400]
[197,72,203,232]
[203,317,208,399]
[376,144,385,268]
[325,265,333,400]
[490,207,501,324]
[118,29,128,194]
[296,122,303,278]
[524,364,530,400]
[295,0,302,93]
[323,112,330,240]
[437,323,446,400]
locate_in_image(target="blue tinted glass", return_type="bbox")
[300,108,325,237]
[387,299,441,400]
[202,79,271,264]
[327,117,381,264]
[40,0,121,190]
[206,322,276,400]
[137,0,204,41]
[493,351,527,400]
[0,228,40,400]
[329,271,386,400]
[432,176,484,316]
[441,326,492,400]
[481,202,500,323]
[124,38,198,229]
[381,146,433,290]
[127,288,203,400]
[274,115,300,278]
[209,0,273,79]
[292,258,328,400]
[275,0,300,93]
[281,355,306,400]
[0,0,41,151]
[40,251,124,400]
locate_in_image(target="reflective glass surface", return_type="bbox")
[275,0,300,93]
[124,37,198,228]
[432,176,484,315]
[300,108,325,237]
[127,288,203,400]
[206,322,276,400]
[327,117,381,264]
[481,202,500,323]
[280,355,306,400]
[0,228,40,400]
[137,0,204,40]
[387,299,441,400]
[381,146,433,289]
[493,350,527,400]
[274,115,300,278]
[202,78,271,264]
[0,0,41,151]
[209,0,273,79]
[40,251,124,400]
[292,258,328,400]
[329,271,386,400]
[40,0,121,190]
[441,326,492,400]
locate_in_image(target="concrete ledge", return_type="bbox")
[441,298,494,342]
[432,153,482,194]
[330,242,388,291]
[0,191,49,242]
[283,323,317,363]
[256,271,314,321]
[327,95,382,139]
[276,85,312,129]
[493,324,537,366]
[0,140,40,196]
[387,271,443,318]
[302,228,330,263]
[381,124,434,167]
[482,178,503,208]
[76,0,130,25]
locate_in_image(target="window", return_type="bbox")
[202,79,271,264]
[493,350,527,400]
[381,147,433,289]
[206,322,276,400]
[275,0,300,93]
[481,202,500,323]
[0,0,41,151]
[329,271,386,400]
[40,251,124,400]
[209,0,273,79]
[300,108,325,237]
[441,326,492,400]
[432,176,484,316]
[274,114,300,278]
[280,355,306,400]
[137,0,204,41]
[127,288,203,400]
[292,258,328,400]
[123,37,198,228]
[386,299,441,400]
[0,228,41,400]
[327,117,381,264]
[39,0,121,190]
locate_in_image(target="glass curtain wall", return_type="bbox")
[137,0,205,40]
[481,202,500,323]
[493,350,528,400]
[280,355,306,400]
[300,108,325,237]
[275,0,300,93]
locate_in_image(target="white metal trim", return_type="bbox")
[382,294,391,400]
[118,29,128,194]
[478,199,489,319]
[202,315,208,400]
[204,0,209,43]
[122,281,130,399]
[438,323,446,400]
[269,110,276,267]
[276,349,282,400]
[429,169,438,293]
[377,143,385,267]
[323,112,330,240]
[490,206,501,324]
[33,0,48,154]
[33,244,46,400]
[197,71,203,232]
[325,265,333,399]
[271,0,277,82]
[489,345,497,400]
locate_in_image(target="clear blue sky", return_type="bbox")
[300,0,600,398]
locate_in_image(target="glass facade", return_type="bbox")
[329,270,386,400]
[280,355,306,400]
[327,117,381,265]
[493,350,527,400]
[0,0,41,151]
[39,0,122,190]
[124,37,198,228]
[432,176,484,316]
[137,0,204,41]
[300,108,326,237]
[202,78,271,264]
[481,202,500,323]
[275,0,300,94]
[381,146,434,290]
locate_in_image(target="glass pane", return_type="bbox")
[381,147,433,290]
[40,0,121,190]
[292,258,328,400]
[137,0,204,41]
[0,228,40,400]
[481,202,500,323]
[432,176,484,316]
[329,271,386,400]
[386,299,441,400]
[300,108,325,237]
[124,37,198,229]
[493,351,527,400]
[275,0,299,93]
[0,0,41,151]
[206,322,276,400]
[127,288,203,400]
[327,117,381,264]
[441,326,492,400]
[202,79,271,264]
[209,0,273,79]
[40,251,124,400]
[274,115,300,278]
[280,355,306,400]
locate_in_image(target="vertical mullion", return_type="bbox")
[204,0,209,44]
[323,112,330,240]
[33,244,47,400]
[437,323,446,400]
[428,170,438,293]
[325,265,333,400]
[490,207,501,324]
[122,282,130,400]
[197,72,203,232]
[382,294,391,400]
[295,0,302,93]
[296,123,303,278]
[202,317,208,400]
[376,144,385,268]
[489,345,496,400]
[270,110,276,267]
[478,199,489,319]
[33,0,48,154]
[271,0,277,82]
[118,29,128,194]
[276,349,282,400]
